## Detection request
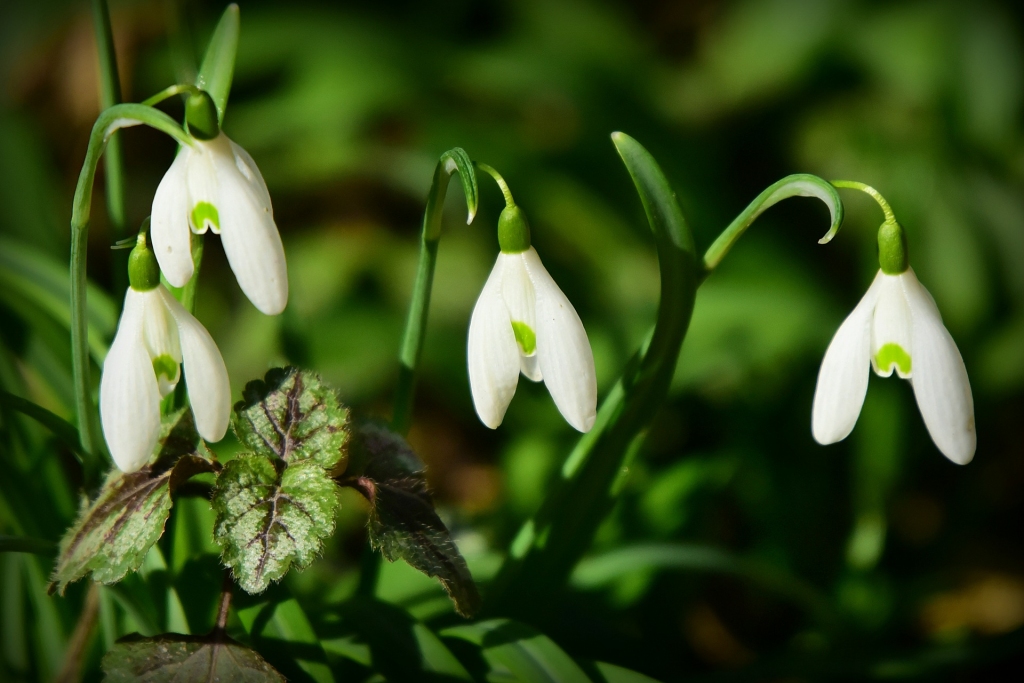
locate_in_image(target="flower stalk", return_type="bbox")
[69,104,191,460]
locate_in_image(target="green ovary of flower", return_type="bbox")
[875,343,912,376]
[191,201,220,233]
[152,354,179,383]
[511,321,537,355]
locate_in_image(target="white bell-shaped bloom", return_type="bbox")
[151,133,288,315]
[100,285,231,473]
[812,268,975,464]
[468,246,597,432]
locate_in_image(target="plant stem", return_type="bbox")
[356,149,477,597]
[474,162,515,207]
[90,0,128,299]
[70,104,192,460]
[830,180,896,223]
[701,174,845,278]
[54,582,99,683]
[486,133,698,615]
[390,148,478,437]
[214,570,233,635]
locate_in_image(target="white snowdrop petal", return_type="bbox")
[519,353,543,382]
[158,288,231,443]
[811,271,883,445]
[522,247,597,432]
[468,258,521,429]
[500,253,536,330]
[100,289,162,473]
[870,273,913,378]
[150,151,193,287]
[214,137,289,315]
[901,270,976,465]
[185,139,221,233]
[140,288,182,397]
[229,138,273,209]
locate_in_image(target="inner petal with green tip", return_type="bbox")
[874,342,912,379]
[511,321,537,356]
[190,201,220,234]
[152,353,181,396]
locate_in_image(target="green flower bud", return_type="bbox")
[185,90,220,141]
[498,205,531,253]
[877,219,908,275]
[128,233,161,291]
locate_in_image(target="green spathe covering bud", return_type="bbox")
[498,204,531,253]
[185,90,220,141]
[128,233,160,291]
[877,219,908,275]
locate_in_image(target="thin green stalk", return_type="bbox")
[486,133,698,614]
[701,173,844,278]
[70,104,192,459]
[140,83,202,108]
[91,0,127,298]
[356,149,477,598]
[831,180,895,223]
[390,148,478,436]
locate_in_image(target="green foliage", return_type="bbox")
[345,422,481,617]
[49,412,215,594]
[212,455,341,594]
[233,366,349,470]
[102,633,284,682]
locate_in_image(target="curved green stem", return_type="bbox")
[830,179,896,223]
[474,162,515,207]
[70,104,192,458]
[486,132,699,614]
[140,83,203,108]
[701,173,845,279]
[390,148,478,437]
[357,149,476,598]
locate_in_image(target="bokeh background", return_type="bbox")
[1,0,1023,680]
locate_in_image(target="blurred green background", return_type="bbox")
[1,0,1023,680]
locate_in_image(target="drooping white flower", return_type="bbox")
[468,245,597,432]
[150,97,287,315]
[100,237,231,472]
[811,267,975,464]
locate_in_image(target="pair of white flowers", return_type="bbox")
[101,92,287,472]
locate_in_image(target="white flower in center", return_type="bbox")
[468,246,597,432]
[812,268,975,464]
[100,285,231,473]
[151,133,288,315]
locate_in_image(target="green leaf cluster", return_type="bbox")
[213,367,348,594]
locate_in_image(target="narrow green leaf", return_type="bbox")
[588,662,662,683]
[234,366,350,469]
[442,619,592,683]
[0,390,88,461]
[212,455,341,594]
[195,3,240,124]
[236,594,335,683]
[49,412,216,594]
[343,422,481,617]
[327,597,472,680]
[571,543,834,626]
[0,535,55,555]
[101,633,285,682]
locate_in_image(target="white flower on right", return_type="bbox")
[811,267,975,464]
[468,246,597,432]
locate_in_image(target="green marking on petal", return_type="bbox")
[875,343,912,376]
[152,354,179,383]
[511,321,537,355]
[190,201,220,233]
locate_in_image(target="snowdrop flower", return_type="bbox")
[100,233,231,473]
[151,90,287,315]
[468,199,597,432]
[812,190,975,464]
